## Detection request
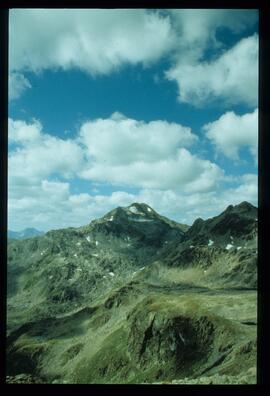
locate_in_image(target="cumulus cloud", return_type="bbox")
[228,173,258,203]
[8,115,257,231]
[8,118,84,193]
[8,179,71,230]
[166,34,258,107]
[203,108,258,162]
[9,118,42,142]
[9,72,32,100]
[168,9,258,62]
[79,112,197,164]
[9,9,258,102]
[41,179,70,198]
[9,114,222,197]
[79,113,223,192]
[9,9,175,75]
[80,149,223,192]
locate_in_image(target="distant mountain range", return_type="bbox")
[6,201,257,384]
[8,228,44,240]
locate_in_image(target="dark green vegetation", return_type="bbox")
[7,202,257,384]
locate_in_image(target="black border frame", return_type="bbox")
[1,1,269,391]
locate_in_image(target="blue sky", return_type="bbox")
[8,9,258,231]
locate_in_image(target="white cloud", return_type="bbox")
[80,148,223,192]
[166,34,258,107]
[168,9,258,62]
[8,116,257,231]
[41,179,70,198]
[9,118,42,142]
[79,113,223,192]
[227,173,258,203]
[9,9,258,103]
[203,108,258,162]
[8,118,84,193]
[8,179,71,230]
[79,112,197,164]
[10,115,221,199]
[9,9,175,75]
[9,72,32,100]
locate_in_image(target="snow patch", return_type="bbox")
[237,246,242,250]
[128,217,153,223]
[86,236,91,243]
[189,245,194,248]
[109,272,115,277]
[74,253,78,257]
[76,242,81,246]
[92,253,99,257]
[208,239,214,246]
[147,207,152,212]
[129,206,142,215]
[95,241,99,246]
[77,268,82,271]
[139,267,145,271]
[178,332,186,345]
[49,275,53,280]
[108,216,114,221]
[226,244,234,250]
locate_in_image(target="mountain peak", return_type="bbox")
[126,202,155,215]
[224,201,257,216]
[100,203,155,221]
[236,201,256,210]
[89,202,186,245]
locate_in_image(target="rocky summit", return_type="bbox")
[6,202,257,384]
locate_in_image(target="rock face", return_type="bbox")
[6,201,257,384]
[185,201,257,244]
[91,203,186,247]
[158,201,257,288]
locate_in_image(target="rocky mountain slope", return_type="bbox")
[6,202,257,384]
[155,201,258,289]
